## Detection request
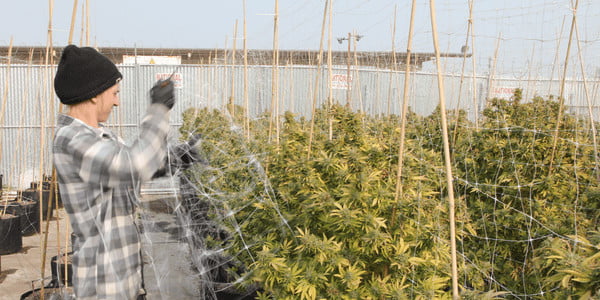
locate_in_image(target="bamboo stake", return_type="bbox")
[269,0,280,145]
[288,59,295,114]
[486,33,502,102]
[230,20,238,119]
[46,44,62,268]
[548,17,566,96]
[14,50,34,199]
[0,39,13,271]
[387,7,397,116]
[243,0,250,140]
[345,32,352,107]
[429,0,459,298]
[394,0,416,206]
[307,0,329,158]
[79,2,85,45]
[468,0,478,129]
[353,31,364,116]
[85,0,90,46]
[451,0,474,145]
[375,63,381,114]
[68,0,78,44]
[223,38,228,111]
[573,18,600,180]
[39,2,54,296]
[327,0,333,140]
[524,45,536,102]
[548,0,579,174]
[0,38,13,218]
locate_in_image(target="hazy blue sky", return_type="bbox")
[2,1,600,75]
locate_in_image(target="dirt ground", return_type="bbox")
[0,205,69,299]
[0,194,200,300]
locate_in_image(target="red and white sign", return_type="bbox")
[331,73,353,90]
[491,86,516,99]
[155,72,183,88]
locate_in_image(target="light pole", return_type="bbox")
[337,32,362,106]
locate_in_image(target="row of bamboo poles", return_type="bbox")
[0,0,91,297]
[0,0,593,299]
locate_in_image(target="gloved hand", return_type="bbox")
[172,134,205,170]
[150,79,175,109]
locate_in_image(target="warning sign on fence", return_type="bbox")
[331,73,353,90]
[155,72,183,89]
[491,86,516,99]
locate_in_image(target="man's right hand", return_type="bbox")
[150,79,175,109]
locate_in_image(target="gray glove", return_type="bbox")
[172,134,205,170]
[151,134,205,179]
[150,79,175,109]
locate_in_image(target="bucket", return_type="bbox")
[5,199,39,235]
[0,213,22,254]
[21,188,53,220]
[51,252,73,287]
[20,286,74,300]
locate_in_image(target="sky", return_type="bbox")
[2,0,600,76]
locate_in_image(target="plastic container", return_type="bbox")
[51,252,73,287]
[20,188,53,220]
[0,213,22,255]
[5,199,39,235]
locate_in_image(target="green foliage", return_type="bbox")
[180,90,600,299]
[452,91,600,297]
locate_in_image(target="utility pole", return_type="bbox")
[337,32,362,107]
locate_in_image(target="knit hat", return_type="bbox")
[54,45,122,105]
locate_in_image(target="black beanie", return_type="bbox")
[54,45,122,105]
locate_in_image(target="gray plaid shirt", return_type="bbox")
[53,104,170,299]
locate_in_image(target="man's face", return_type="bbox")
[95,82,120,123]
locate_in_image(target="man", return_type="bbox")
[53,45,198,299]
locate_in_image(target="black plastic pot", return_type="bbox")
[51,252,73,287]
[20,287,74,300]
[0,213,22,255]
[42,175,62,208]
[20,188,53,220]
[5,199,39,235]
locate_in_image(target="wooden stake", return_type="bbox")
[230,20,238,119]
[353,31,364,115]
[243,0,250,140]
[40,1,54,295]
[451,0,475,145]
[0,38,13,217]
[524,45,536,101]
[270,0,280,145]
[486,33,502,102]
[13,50,34,197]
[327,0,333,141]
[85,0,90,46]
[468,0,478,129]
[548,17,566,96]
[307,0,329,158]
[573,18,600,180]
[79,2,85,45]
[548,0,579,174]
[288,59,295,114]
[223,37,228,110]
[394,0,415,204]
[429,0,459,298]
[345,32,352,107]
[387,7,398,116]
[68,0,78,44]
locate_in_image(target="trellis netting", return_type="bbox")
[3,1,600,299]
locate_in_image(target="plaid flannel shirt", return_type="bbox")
[53,104,170,299]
